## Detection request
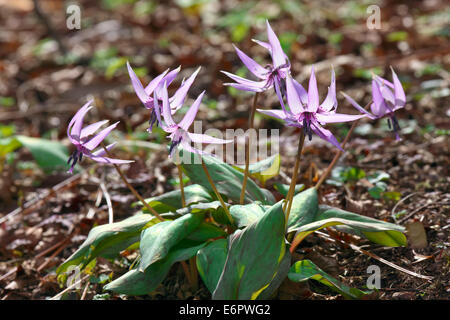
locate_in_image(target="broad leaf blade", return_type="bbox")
[291,205,407,247]
[180,150,274,205]
[288,259,370,299]
[233,153,281,185]
[229,202,267,228]
[139,213,204,271]
[16,135,77,172]
[136,184,213,213]
[57,213,157,274]
[287,187,319,232]
[105,240,206,296]
[212,200,286,300]
[196,238,228,293]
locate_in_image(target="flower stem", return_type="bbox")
[240,92,259,205]
[101,144,164,222]
[200,159,234,225]
[189,256,198,292]
[283,131,306,225]
[177,164,186,207]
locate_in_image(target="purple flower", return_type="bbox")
[342,68,406,140]
[154,83,232,158]
[127,62,200,131]
[66,101,133,173]
[221,21,290,111]
[257,67,366,150]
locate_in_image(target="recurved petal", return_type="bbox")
[127,62,151,106]
[316,112,367,124]
[87,154,134,164]
[311,122,343,151]
[391,67,406,108]
[91,142,117,157]
[292,78,308,105]
[70,104,93,141]
[159,82,176,129]
[144,69,169,95]
[83,122,119,151]
[170,67,201,113]
[256,108,289,121]
[266,20,286,68]
[179,91,205,131]
[307,66,319,112]
[223,82,266,92]
[320,68,337,112]
[80,120,109,140]
[341,92,377,120]
[285,75,304,115]
[371,79,390,117]
[233,45,267,79]
[221,71,268,89]
[251,39,272,52]
[187,132,233,144]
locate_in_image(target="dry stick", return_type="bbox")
[315,101,372,190]
[315,231,434,281]
[0,170,85,225]
[50,275,90,300]
[189,256,198,292]
[180,261,194,288]
[240,92,259,204]
[283,131,306,224]
[176,164,186,207]
[200,159,234,225]
[101,144,164,222]
[80,282,89,300]
[99,182,113,224]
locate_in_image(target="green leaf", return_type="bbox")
[257,246,291,300]
[212,200,286,300]
[186,222,226,242]
[57,213,157,275]
[233,154,281,186]
[0,137,21,158]
[288,260,370,299]
[273,182,305,197]
[180,150,274,205]
[291,205,407,248]
[287,187,319,233]
[139,213,204,271]
[196,238,228,293]
[229,202,267,228]
[135,184,213,213]
[16,135,76,173]
[105,240,206,295]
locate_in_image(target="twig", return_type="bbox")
[80,282,89,300]
[50,275,90,300]
[391,192,419,222]
[35,237,70,259]
[99,182,113,224]
[397,201,448,224]
[101,144,164,222]
[0,170,86,225]
[240,92,259,204]
[315,231,434,281]
[0,267,18,282]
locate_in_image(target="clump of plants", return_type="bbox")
[56,21,407,299]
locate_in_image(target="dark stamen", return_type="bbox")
[387,118,392,130]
